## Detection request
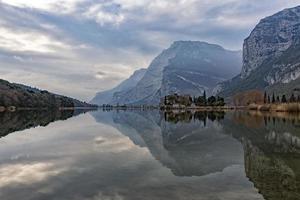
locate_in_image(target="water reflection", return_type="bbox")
[224,111,300,200]
[93,110,300,200]
[0,109,299,200]
[163,110,225,124]
[0,109,91,138]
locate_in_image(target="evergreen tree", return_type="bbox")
[276,96,280,103]
[264,91,267,104]
[203,91,207,105]
[298,95,300,103]
[272,93,275,103]
[290,93,296,103]
[282,95,287,103]
[207,96,216,106]
[196,96,206,106]
[216,96,225,106]
[267,95,271,104]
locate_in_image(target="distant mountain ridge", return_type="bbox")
[0,79,95,109]
[92,41,242,105]
[117,41,242,105]
[217,6,300,97]
[90,68,146,105]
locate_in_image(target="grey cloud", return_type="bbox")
[1,0,300,101]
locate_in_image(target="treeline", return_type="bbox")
[264,92,300,104]
[161,92,225,107]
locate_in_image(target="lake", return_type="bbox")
[0,109,299,200]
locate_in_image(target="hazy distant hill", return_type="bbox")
[90,68,146,105]
[94,41,241,105]
[217,6,300,97]
[0,79,95,109]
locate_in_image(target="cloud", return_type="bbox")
[83,3,125,26]
[0,0,85,13]
[0,27,70,53]
[0,0,300,101]
[0,162,64,187]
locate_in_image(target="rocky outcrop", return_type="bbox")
[218,6,300,97]
[242,6,300,78]
[108,41,241,105]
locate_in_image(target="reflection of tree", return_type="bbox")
[0,109,89,138]
[163,111,225,125]
[244,142,300,200]
[231,111,300,129]
[223,112,300,200]
[93,109,300,198]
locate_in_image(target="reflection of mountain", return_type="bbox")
[222,112,300,200]
[93,110,300,199]
[0,109,91,138]
[92,110,243,177]
[244,143,300,200]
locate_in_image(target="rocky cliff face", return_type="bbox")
[218,6,300,97]
[242,6,300,78]
[110,41,241,105]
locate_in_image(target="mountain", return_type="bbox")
[90,68,146,105]
[217,6,300,97]
[0,79,96,109]
[110,41,242,105]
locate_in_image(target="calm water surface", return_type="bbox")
[0,109,299,200]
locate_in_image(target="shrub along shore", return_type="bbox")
[248,103,300,112]
[0,106,98,112]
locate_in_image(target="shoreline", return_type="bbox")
[102,103,300,113]
[0,106,98,113]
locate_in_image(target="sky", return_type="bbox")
[0,0,300,101]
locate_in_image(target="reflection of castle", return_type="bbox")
[163,110,225,124]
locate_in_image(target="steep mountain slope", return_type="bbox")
[90,68,146,105]
[0,79,95,109]
[112,41,242,105]
[218,6,300,97]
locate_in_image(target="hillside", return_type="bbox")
[0,79,96,109]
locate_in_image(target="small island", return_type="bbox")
[160,92,226,111]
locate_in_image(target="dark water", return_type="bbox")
[0,109,300,200]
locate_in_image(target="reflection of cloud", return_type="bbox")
[93,136,137,153]
[85,192,124,200]
[0,162,64,187]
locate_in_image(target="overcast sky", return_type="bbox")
[0,0,300,101]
